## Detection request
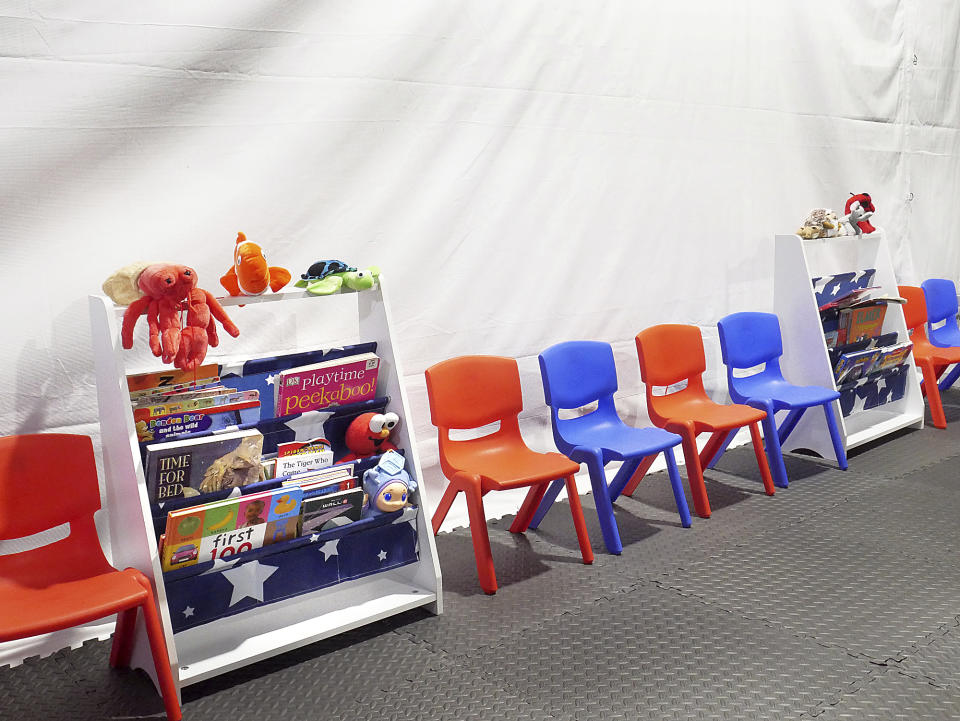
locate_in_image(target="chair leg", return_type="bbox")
[131,572,182,721]
[760,403,789,489]
[939,363,960,392]
[677,423,711,518]
[822,402,848,470]
[109,607,138,669]
[431,482,460,534]
[699,429,730,469]
[704,429,735,470]
[528,478,565,530]
[620,454,657,497]
[607,456,642,501]
[748,422,776,496]
[563,475,594,564]
[462,479,498,594]
[920,359,948,429]
[663,447,692,528]
[509,483,550,533]
[583,449,623,555]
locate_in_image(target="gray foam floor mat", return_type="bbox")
[3,418,960,720]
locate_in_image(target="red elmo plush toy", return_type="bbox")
[340,412,400,462]
[121,263,240,371]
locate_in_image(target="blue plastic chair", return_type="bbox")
[717,312,848,488]
[922,279,960,392]
[530,341,692,555]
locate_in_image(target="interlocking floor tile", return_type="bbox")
[458,580,875,721]
[810,668,960,719]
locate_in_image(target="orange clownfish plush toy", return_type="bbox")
[220,232,292,297]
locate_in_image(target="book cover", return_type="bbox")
[299,487,365,535]
[874,342,913,371]
[275,353,380,417]
[844,302,887,343]
[834,348,881,385]
[274,438,334,476]
[144,429,264,502]
[135,391,261,443]
[161,486,302,570]
[127,364,219,394]
[218,341,377,421]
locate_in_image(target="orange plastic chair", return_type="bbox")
[424,355,593,594]
[632,325,775,518]
[0,434,181,721]
[899,285,960,429]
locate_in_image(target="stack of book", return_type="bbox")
[833,341,913,385]
[129,365,261,443]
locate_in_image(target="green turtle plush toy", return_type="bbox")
[295,260,381,295]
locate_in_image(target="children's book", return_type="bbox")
[275,353,380,416]
[145,429,264,502]
[127,365,219,395]
[274,438,334,477]
[161,485,303,571]
[135,391,261,443]
[299,487,364,535]
[812,269,877,310]
[834,348,881,385]
[873,342,913,371]
[218,342,378,421]
[844,302,887,343]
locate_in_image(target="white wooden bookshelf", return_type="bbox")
[89,278,442,699]
[773,231,924,457]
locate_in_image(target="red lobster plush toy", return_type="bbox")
[119,264,240,371]
[844,192,876,235]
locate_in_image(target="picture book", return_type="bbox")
[274,437,334,477]
[844,302,887,343]
[127,364,219,395]
[145,429,264,502]
[873,342,913,371]
[135,391,261,443]
[834,348,881,385]
[161,485,303,571]
[818,286,881,312]
[218,342,377,421]
[299,487,364,535]
[275,352,380,416]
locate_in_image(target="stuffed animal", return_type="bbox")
[361,450,417,516]
[119,263,240,371]
[220,232,292,297]
[340,411,400,462]
[797,208,842,239]
[844,193,876,235]
[295,260,381,296]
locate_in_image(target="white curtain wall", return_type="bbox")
[0,0,958,658]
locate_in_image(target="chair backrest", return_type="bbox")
[717,312,783,370]
[0,434,102,540]
[539,341,618,410]
[921,278,959,325]
[898,285,927,331]
[635,324,706,388]
[424,355,523,431]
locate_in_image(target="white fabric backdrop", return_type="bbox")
[0,0,958,660]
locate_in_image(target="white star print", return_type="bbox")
[183,606,194,618]
[319,539,340,560]
[377,549,387,562]
[221,561,278,607]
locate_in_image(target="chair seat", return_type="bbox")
[929,324,960,348]
[733,376,839,409]
[913,338,960,365]
[655,393,766,431]
[0,568,147,641]
[556,417,681,460]
[445,440,580,491]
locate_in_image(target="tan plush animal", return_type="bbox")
[797,208,841,239]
